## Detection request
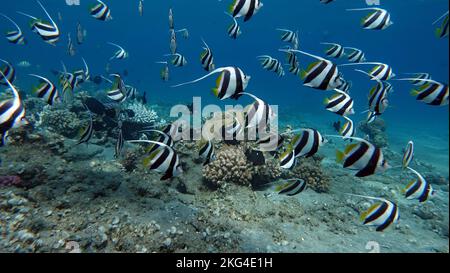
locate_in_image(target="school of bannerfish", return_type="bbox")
[0,0,448,233]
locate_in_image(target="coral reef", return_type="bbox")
[203,145,254,188]
[36,106,83,138]
[121,101,159,125]
[289,155,332,193]
[358,119,388,148]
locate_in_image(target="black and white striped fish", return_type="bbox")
[106,74,127,103]
[433,11,449,38]
[321,0,334,4]
[277,28,299,48]
[347,8,393,30]
[277,179,307,196]
[336,137,390,177]
[169,29,177,54]
[77,105,94,145]
[256,133,284,152]
[404,167,435,203]
[225,12,242,39]
[131,140,183,181]
[345,47,366,63]
[60,72,78,93]
[198,139,216,166]
[366,111,379,124]
[220,117,242,141]
[0,13,26,45]
[0,59,16,86]
[140,129,175,156]
[402,141,414,169]
[284,49,299,68]
[172,67,251,101]
[166,53,187,67]
[355,195,399,232]
[322,42,345,58]
[279,149,296,170]
[108,42,128,60]
[368,82,389,115]
[243,93,276,130]
[200,40,215,72]
[404,73,432,86]
[288,65,301,77]
[342,62,395,81]
[336,78,352,94]
[73,57,90,84]
[29,74,59,105]
[90,0,112,21]
[411,80,449,106]
[257,55,285,77]
[125,85,138,100]
[229,0,263,22]
[114,123,124,158]
[157,61,170,82]
[18,1,60,45]
[324,89,355,116]
[0,71,27,147]
[285,50,342,91]
[289,128,325,158]
[339,116,356,140]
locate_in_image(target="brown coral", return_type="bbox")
[203,145,254,188]
[289,156,331,193]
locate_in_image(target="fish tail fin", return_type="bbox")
[336,150,345,163]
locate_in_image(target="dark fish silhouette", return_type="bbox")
[245,149,266,166]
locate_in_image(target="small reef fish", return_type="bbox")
[256,133,284,152]
[347,8,393,30]
[0,59,16,85]
[433,11,449,38]
[130,140,183,181]
[200,39,215,72]
[282,49,342,91]
[279,150,296,170]
[277,28,299,48]
[354,194,399,232]
[404,167,435,203]
[157,61,170,82]
[342,62,395,81]
[166,53,187,67]
[138,0,144,17]
[395,78,449,106]
[141,130,175,155]
[345,47,366,63]
[76,22,87,44]
[288,128,326,158]
[77,104,94,145]
[108,42,128,60]
[276,179,307,196]
[168,8,174,30]
[67,33,76,56]
[169,33,177,55]
[229,0,264,22]
[198,139,216,166]
[336,137,390,177]
[172,67,251,101]
[0,71,27,147]
[0,13,26,45]
[242,92,276,130]
[16,61,31,68]
[225,12,242,39]
[404,73,432,86]
[114,123,124,158]
[106,74,127,103]
[29,74,60,106]
[322,42,345,58]
[336,78,352,94]
[257,55,285,77]
[402,141,414,169]
[324,89,355,116]
[17,0,60,45]
[339,116,356,140]
[90,0,112,21]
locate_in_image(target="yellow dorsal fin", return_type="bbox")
[344,143,359,154]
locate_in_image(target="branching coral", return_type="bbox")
[121,102,159,125]
[36,106,83,138]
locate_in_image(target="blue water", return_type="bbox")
[1,0,449,156]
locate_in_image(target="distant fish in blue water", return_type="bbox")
[77,104,94,145]
[287,128,326,158]
[344,47,366,63]
[108,42,129,60]
[166,53,187,67]
[157,61,170,82]
[225,12,242,39]
[76,21,87,44]
[257,55,285,77]
[321,42,345,59]
[395,78,449,106]
[0,13,26,45]
[200,39,215,72]
[138,0,144,17]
